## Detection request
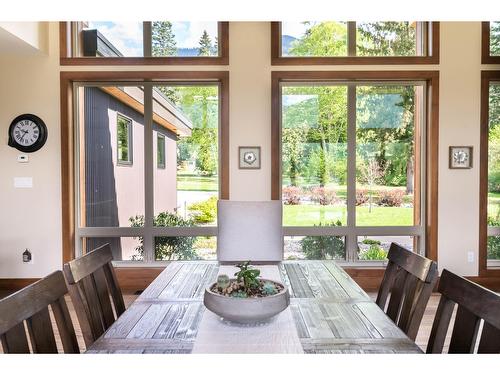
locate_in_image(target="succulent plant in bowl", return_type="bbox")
[204,261,290,323]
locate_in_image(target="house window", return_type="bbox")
[272,22,439,64]
[73,81,225,262]
[117,114,132,165]
[60,21,229,65]
[482,22,500,64]
[483,78,500,269]
[157,134,166,169]
[275,74,435,263]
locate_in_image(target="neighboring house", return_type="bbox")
[83,85,192,259]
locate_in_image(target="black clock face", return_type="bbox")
[8,114,48,153]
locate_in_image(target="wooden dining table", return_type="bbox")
[86,261,423,354]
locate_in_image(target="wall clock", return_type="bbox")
[8,114,48,153]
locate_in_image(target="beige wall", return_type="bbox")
[0,21,498,278]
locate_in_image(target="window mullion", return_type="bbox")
[143,83,154,262]
[347,22,356,57]
[346,84,357,261]
[143,22,152,57]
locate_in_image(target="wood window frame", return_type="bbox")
[59,22,229,65]
[481,22,500,64]
[116,113,133,166]
[271,70,439,263]
[271,22,440,65]
[157,133,166,169]
[60,70,230,264]
[479,70,500,277]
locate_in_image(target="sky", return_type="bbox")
[88,21,218,56]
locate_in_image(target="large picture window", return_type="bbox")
[272,22,439,65]
[480,72,500,274]
[60,21,229,65]
[272,71,439,264]
[482,22,500,64]
[67,72,229,264]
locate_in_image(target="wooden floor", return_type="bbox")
[0,290,453,354]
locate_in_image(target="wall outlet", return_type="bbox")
[22,249,34,264]
[467,251,474,263]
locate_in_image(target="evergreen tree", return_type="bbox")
[152,22,179,102]
[198,30,213,56]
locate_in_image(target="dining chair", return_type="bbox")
[63,243,125,347]
[0,271,80,353]
[426,269,500,353]
[217,200,283,262]
[376,242,438,341]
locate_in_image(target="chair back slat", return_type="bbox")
[0,271,80,354]
[92,267,116,328]
[478,323,500,353]
[1,323,30,353]
[376,243,438,341]
[50,297,80,353]
[63,243,125,347]
[449,306,481,353]
[26,307,58,353]
[426,269,500,354]
[426,297,455,353]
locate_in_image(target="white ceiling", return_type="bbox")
[0,26,44,56]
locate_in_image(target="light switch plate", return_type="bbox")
[467,251,474,263]
[17,154,29,163]
[14,177,33,188]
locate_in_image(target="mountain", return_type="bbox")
[281,35,298,55]
[177,47,200,57]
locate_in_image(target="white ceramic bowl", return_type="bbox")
[203,279,290,323]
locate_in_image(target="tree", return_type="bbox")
[357,22,416,56]
[152,21,177,56]
[152,22,179,103]
[490,22,500,56]
[198,30,213,56]
[358,158,383,213]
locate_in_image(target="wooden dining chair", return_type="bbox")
[63,243,125,347]
[0,271,80,353]
[376,242,438,341]
[426,269,500,353]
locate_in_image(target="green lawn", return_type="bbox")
[489,192,500,219]
[283,204,413,226]
[177,174,217,192]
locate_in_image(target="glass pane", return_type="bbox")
[284,236,346,260]
[489,84,500,231]
[81,237,142,261]
[78,85,145,227]
[356,22,419,57]
[153,85,219,227]
[151,22,219,57]
[356,85,420,226]
[491,22,500,56]
[357,236,415,260]
[488,236,500,260]
[281,85,348,226]
[157,134,165,169]
[281,21,348,57]
[83,22,144,57]
[117,114,132,164]
[154,236,216,260]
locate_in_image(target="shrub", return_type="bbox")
[129,212,197,260]
[282,186,302,205]
[188,196,217,224]
[487,216,500,260]
[359,244,388,260]
[310,186,337,205]
[301,220,345,260]
[361,238,381,245]
[378,189,405,207]
[356,189,369,205]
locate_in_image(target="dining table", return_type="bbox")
[86,261,423,354]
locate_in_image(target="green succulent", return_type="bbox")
[231,291,248,298]
[262,281,278,295]
[216,274,230,289]
[234,261,260,293]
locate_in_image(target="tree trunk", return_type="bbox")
[406,156,414,194]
